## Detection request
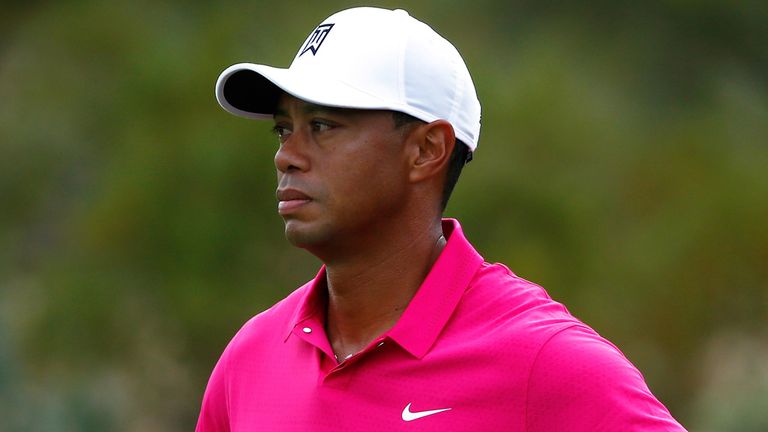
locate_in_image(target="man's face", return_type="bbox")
[272,93,411,252]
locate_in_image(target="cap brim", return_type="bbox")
[215,63,405,119]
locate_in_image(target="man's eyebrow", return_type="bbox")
[274,106,288,118]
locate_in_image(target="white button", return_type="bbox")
[302,327,312,334]
[377,341,385,347]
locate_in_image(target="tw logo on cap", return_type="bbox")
[299,23,334,57]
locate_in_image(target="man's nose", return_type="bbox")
[274,130,310,173]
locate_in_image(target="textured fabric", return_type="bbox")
[196,219,686,431]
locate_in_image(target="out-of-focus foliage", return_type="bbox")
[1,0,766,430]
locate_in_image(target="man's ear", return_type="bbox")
[408,120,456,183]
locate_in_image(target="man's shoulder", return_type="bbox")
[464,261,582,336]
[465,263,685,430]
[434,260,589,365]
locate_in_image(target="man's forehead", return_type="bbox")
[273,93,385,119]
[275,93,337,115]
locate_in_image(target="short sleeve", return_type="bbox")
[195,347,232,432]
[525,325,686,431]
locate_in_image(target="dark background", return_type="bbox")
[1,1,767,430]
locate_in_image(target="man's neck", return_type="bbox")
[323,219,446,361]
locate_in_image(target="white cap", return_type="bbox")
[215,7,482,151]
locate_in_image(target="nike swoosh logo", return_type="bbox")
[401,402,452,421]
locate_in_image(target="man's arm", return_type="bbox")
[526,324,686,431]
[196,348,231,432]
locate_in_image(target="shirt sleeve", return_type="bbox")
[195,347,231,432]
[525,324,687,431]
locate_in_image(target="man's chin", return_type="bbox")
[283,219,332,249]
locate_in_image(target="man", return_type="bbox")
[197,7,686,431]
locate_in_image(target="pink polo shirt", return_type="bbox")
[196,219,686,431]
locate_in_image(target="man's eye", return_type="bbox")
[272,125,292,141]
[311,120,334,132]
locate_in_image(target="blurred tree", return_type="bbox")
[1,0,766,430]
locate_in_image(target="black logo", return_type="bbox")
[298,23,334,57]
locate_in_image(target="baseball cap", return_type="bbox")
[215,7,482,151]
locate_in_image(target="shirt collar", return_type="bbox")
[286,218,484,358]
[285,267,328,341]
[386,218,484,358]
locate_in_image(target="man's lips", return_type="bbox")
[276,188,312,215]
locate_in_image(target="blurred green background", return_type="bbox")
[1,0,767,430]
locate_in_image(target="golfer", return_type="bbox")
[197,7,686,431]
